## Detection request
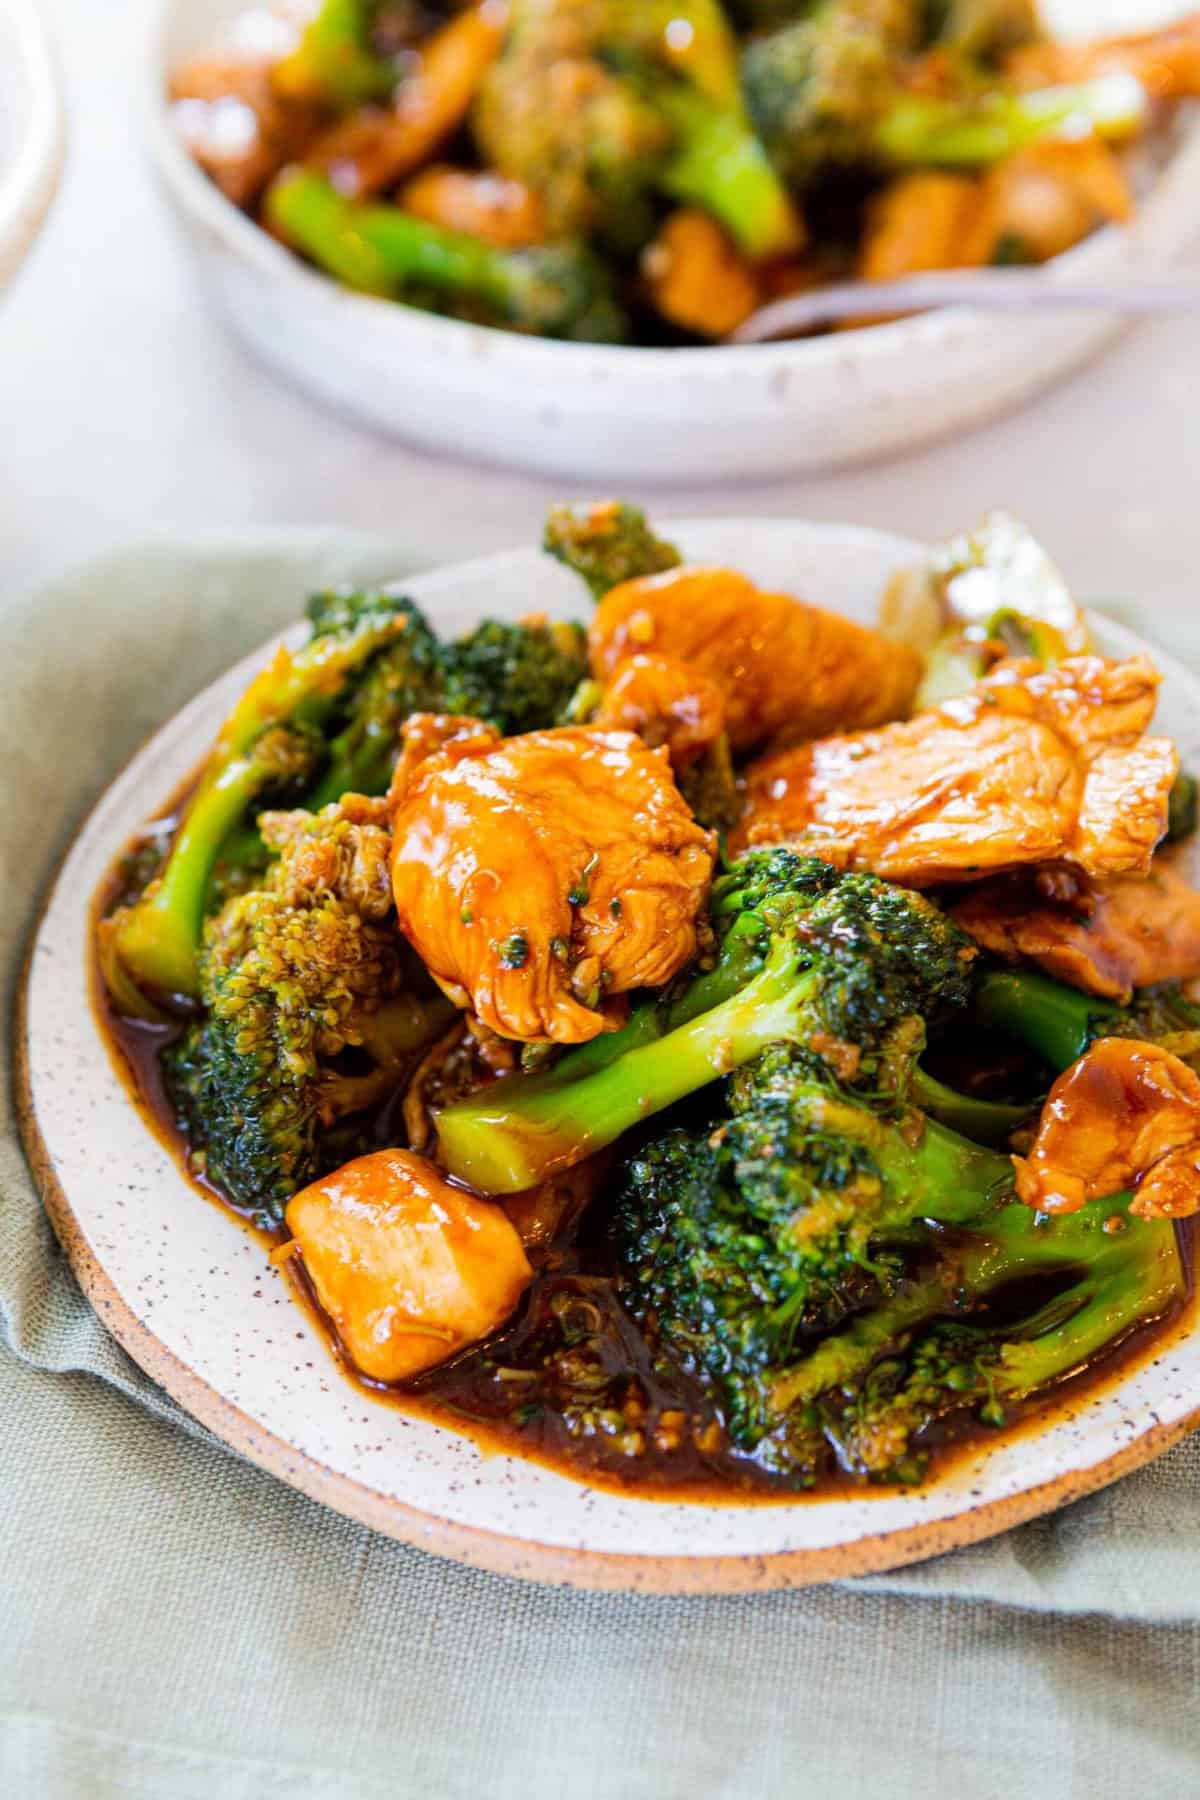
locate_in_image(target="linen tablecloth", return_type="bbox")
[5,536,1200,1797]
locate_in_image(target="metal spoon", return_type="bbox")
[729,265,1200,344]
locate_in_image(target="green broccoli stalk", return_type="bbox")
[265,170,629,342]
[974,965,1200,1076]
[973,967,1121,1071]
[771,1183,1182,1481]
[100,598,417,1004]
[273,0,396,106]
[873,75,1149,167]
[436,850,982,1192]
[742,0,1147,188]
[653,82,806,259]
[543,501,682,602]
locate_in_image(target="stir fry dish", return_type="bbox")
[170,2,1200,344]
[96,506,1200,1496]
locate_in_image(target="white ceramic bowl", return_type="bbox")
[0,0,64,292]
[19,517,1200,1591]
[147,0,1200,480]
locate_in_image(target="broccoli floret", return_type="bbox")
[266,170,628,342]
[473,0,672,251]
[435,849,981,1193]
[441,619,589,736]
[743,1,1145,186]
[165,804,451,1221]
[302,590,445,807]
[99,593,421,1003]
[776,1175,1182,1482]
[616,1048,1184,1482]
[543,501,682,602]
[616,1112,893,1452]
[741,1,910,185]
[474,0,802,260]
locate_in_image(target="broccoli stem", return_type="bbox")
[358,204,541,312]
[304,720,394,811]
[874,73,1148,168]
[267,172,622,338]
[437,919,1034,1190]
[910,1067,1032,1145]
[105,613,406,1004]
[656,86,804,259]
[772,1188,1184,1414]
[438,936,827,1191]
[106,755,283,1000]
[974,968,1119,1071]
[442,921,1016,1191]
[266,171,395,296]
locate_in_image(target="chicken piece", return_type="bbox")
[285,1149,531,1381]
[734,655,1177,886]
[304,5,506,199]
[958,140,1133,267]
[390,723,716,1043]
[589,568,922,755]
[1007,14,1200,102]
[593,653,726,770]
[858,172,984,283]
[952,859,1200,1003]
[641,209,762,340]
[388,712,501,806]
[399,165,546,249]
[1014,1039,1200,1220]
[171,49,320,208]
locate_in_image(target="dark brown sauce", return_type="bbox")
[91,837,1197,1506]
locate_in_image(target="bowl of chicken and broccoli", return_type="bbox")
[19,505,1200,1585]
[148,0,1200,475]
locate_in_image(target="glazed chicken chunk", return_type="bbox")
[390,718,716,1043]
[735,655,1178,886]
[589,567,922,754]
[286,1149,532,1382]
[593,652,726,769]
[1014,1039,1200,1221]
[952,858,1200,1002]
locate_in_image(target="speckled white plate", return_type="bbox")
[0,0,64,292]
[18,520,1200,1591]
[146,0,1200,481]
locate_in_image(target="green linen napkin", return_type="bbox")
[5,537,1200,1796]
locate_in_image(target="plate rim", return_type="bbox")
[16,519,1200,1593]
